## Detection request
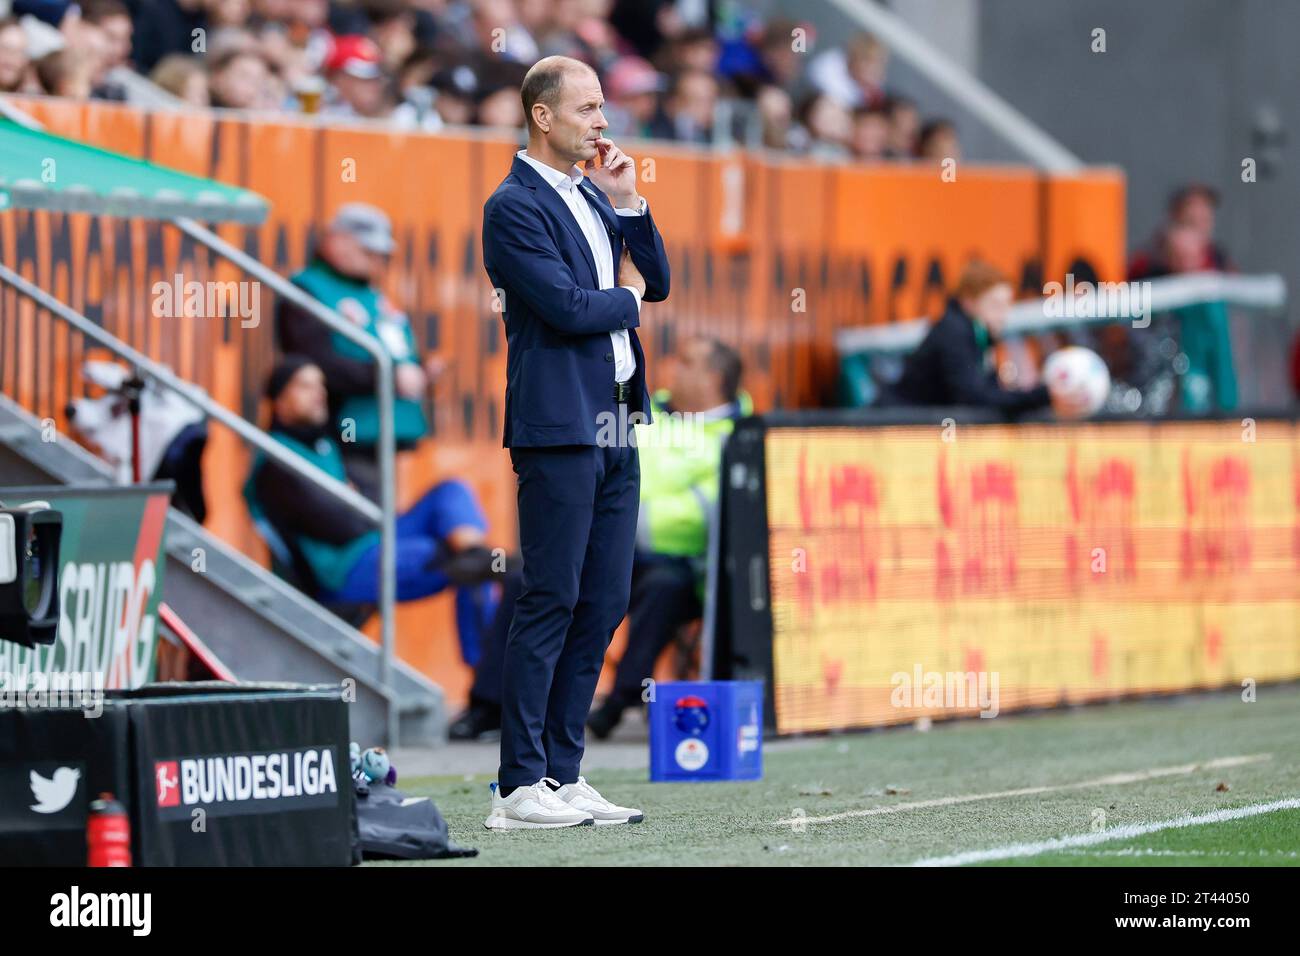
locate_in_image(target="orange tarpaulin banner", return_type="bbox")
[0,98,1125,702]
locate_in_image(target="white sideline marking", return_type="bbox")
[773,754,1270,826]
[911,797,1300,867]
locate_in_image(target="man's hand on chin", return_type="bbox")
[618,249,646,298]
[586,138,641,210]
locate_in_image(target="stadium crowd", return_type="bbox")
[0,0,961,161]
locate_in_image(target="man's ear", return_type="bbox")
[532,103,551,134]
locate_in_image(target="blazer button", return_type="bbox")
[620,320,628,329]
[604,352,614,362]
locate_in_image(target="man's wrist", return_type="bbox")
[613,193,643,211]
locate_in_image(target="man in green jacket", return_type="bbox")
[276,203,435,501]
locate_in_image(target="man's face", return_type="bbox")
[964,282,1013,338]
[98,14,133,70]
[852,114,888,159]
[538,68,607,164]
[322,230,386,282]
[669,338,720,410]
[672,72,716,127]
[214,54,268,109]
[276,364,329,426]
[336,72,386,116]
[1175,194,1215,241]
[0,26,29,92]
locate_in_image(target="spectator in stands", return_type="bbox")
[276,202,435,501]
[917,118,961,163]
[207,0,251,29]
[754,83,794,150]
[473,56,527,127]
[361,0,416,72]
[208,46,273,109]
[1129,184,1239,412]
[81,0,133,72]
[150,52,210,104]
[321,33,392,120]
[648,67,716,144]
[60,8,128,99]
[850,104,890,161]
[449,337,751,741]
[0,17,35,93]
[876,260,1056,415]
[885,94,920,158]
[808,31,889,111]
[127,0,209,73]
[1129,183,1234,279]
[476,76,525,127]
[602,55,663,139]
[743,17,804,96]
[1163,222,1238,412]
[794,91,852,160]
[244,356,501,663]
[36,47,94,97]
[655,24,718,76]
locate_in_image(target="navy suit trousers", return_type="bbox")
[499,440,640,787]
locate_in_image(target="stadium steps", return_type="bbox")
[0,392,445,745]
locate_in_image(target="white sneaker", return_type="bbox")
[484,777,595,830]
[553,777,644,825]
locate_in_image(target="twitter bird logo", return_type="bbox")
[30,767,80,814]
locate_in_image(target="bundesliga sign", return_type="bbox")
[154,745,340,821]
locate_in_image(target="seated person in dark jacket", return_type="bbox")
[877,260,1052,415]
[244,356,499,664]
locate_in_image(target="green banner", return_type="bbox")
[0,483,171,688]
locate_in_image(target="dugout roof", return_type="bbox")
[0,116,268,224]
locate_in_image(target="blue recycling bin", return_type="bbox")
[648,681,763,782]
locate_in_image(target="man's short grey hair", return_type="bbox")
[520,56,596,132]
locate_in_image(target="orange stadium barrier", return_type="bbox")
[0,97,1125,704]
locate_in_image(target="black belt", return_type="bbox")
[613,380,632,403]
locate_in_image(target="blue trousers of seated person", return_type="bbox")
[321,479,498,666]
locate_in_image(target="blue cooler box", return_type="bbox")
[649,681,763,782]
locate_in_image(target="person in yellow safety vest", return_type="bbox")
[587,336,750,739]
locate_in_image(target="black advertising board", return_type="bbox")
[0,701,132,865]
[127,685,356,866]
[0,683,356,866]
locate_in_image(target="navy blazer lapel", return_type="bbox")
[580,180,623,273]
[510,156,599,288]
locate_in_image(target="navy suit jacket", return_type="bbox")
[483,154,671,448]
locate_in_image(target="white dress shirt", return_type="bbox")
[517,149,646,383]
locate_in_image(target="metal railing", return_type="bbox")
[837,272,1289,355]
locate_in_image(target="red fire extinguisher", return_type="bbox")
[87,792,131,867]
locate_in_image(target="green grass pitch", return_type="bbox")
[374,684,1300,866]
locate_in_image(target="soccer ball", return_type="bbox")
[1043,346,1110,418]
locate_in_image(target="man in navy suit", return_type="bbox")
[480,55,671,830]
